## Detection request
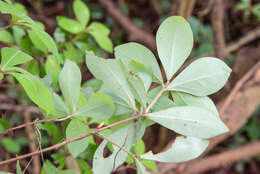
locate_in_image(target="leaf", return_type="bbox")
[86,52,136,110]
[42,160,78,174]
[136,159,151,174]
[59,60,81,112]
[88,22,113,53]
[0,47,32,70]
[141,136,208,163]
[168,57,232,96]
[13,72,55,114]
[66,119,89,158]
[74,93,115,119]
[52,93,69,118]
[92,124,136,174]
[0,30,14,43]
[145,106,229,139]
[28,29,48,53]
[156,16,193,80]
[128,74,147,107]
[16,161,22,174]
[57,16,84,34]
[141,160,158,172]
[2,138,20,153]
[45,55,61,84]
[171,91,218,116]
[73,0,90,27]
[115,42,163,83]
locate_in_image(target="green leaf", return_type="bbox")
[57,16,84,34]
[88,22,113,53]
[0,47,32,70]
[141,160,158,172]
[13,72,55,114]
[156,16,193,80]
[2,138,21,153]
[28,29,48,53]
[171,91,218,116]
[115,42,163,83]
[86,52,136,110]
[74,93,115,119]
[66,119,89,158]
[16,161,22,174]
[145,106,229,139]
[0,30,14,43]
[93,124,136,174]
[73,0,90,27]
[136,159,151,174]
[41,160,77,174]
[0,73,4,80]
[82,78,102,92]
[168,58,232,96]
[141,136,208,162]
[45,55,61,84]
[128,74,147,107]
[52,93,69,118]
[59,60,81,112]
[77,159,93,174]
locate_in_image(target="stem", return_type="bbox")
[145,83,169,113]
[0,115,140,165]
[0,115,73,136]
[97,133,138,161]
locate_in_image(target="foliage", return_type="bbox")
[0,0,231,173]
[234,0,260,23]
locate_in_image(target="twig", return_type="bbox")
[97,0,156,50]
[184,141,260,174]
[0,115,73,136]
[178,0,196,19]
[211,0,226,59]
[24,109,41,174]
[97,133,138,162]
[0,115,140,165]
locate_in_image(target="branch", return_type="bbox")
[211,0,226,59]
[185,141,260,174]
[0,115,140,165]
[97,0,156,50]
[178,0,196,19]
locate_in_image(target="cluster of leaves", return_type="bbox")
[0,0,232,173]
[234,0,260,23]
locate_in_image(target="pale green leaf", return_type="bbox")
[13,72,55,114]
[128,74,147,107]
[145,106,229,139]
[45,55,61,84]
[156,16,193,80]
[59,60,81,112]
[141,136,208,162]
[2,138,20,153]
[93,124,136,174]
[73,0,90,27]
[74,93,115,119]
[16,161,22,174]
[0,47,32,70]
[171,91,218,116]
[57,16,84,34]
[0,30,14,43]
[136,159,151,174]
[115,42,163,83]
[52,93,69,118]
[168,58,232,96]
[86,52,136,110]
[66,119,89,158]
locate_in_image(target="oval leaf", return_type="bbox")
[59,60,81,112]
[145,106,229,139]
[73,0,90,27]
[156,16,193,80]
[57,16,84,34]
[66,119,89,158]
[168,57,232,96]
[74,93,115,119]
[141,136,208,163]
[0,30,14,43]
